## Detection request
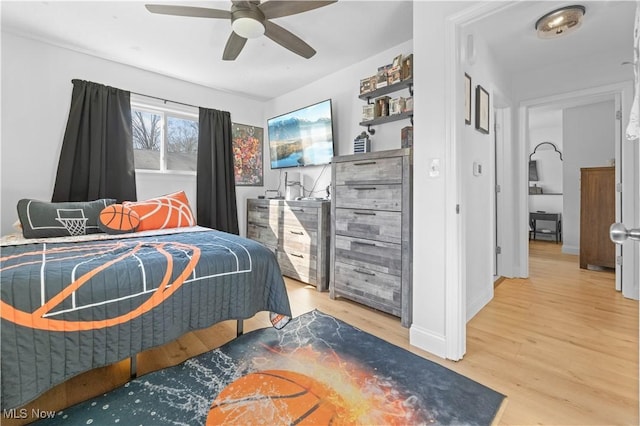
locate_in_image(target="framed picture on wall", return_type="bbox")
[475,85,490,134]
[464,73,472,125]
[232,123,263,186]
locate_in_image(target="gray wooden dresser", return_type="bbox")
[246,198,330,291]
[330,148,412,327]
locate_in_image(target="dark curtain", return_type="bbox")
[52,79,136,202]
[197,108,239,234]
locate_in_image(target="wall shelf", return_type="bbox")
[359,77,413,134]
[359,77,413,102]
[359,110,413,127]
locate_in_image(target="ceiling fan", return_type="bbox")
[145,1,337,61]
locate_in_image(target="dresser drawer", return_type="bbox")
[278,250,317,284]
[334,208,401,244]
[333,262,401,316]
[281,225,316,253]
[247,203,279,225]
[334,156,403,185]
[334,235,401,276]
[282,204,319,228]
[334,184,402,211]
[246,221,278,247]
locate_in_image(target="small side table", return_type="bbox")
[529,212,562,243]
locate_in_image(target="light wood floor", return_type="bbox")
[3,240,638,425]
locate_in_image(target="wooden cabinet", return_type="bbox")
[330,148,412,327]
[580,167,615,269]
[246,198,330,291]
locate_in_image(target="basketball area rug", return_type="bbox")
[38,310,505,425]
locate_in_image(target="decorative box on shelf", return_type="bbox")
[375,96,391,117]
[389,97,406,115]
[402,54,413,80]
[360,76,376,95]
[362,104,375,121]
[375,66,389,89]
[404,96,413,112]
[401,126,413,148]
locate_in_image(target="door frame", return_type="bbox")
[517,82,634,290]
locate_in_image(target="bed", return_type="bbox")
[0,226,292,410]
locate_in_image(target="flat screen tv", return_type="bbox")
[267,99,335,169]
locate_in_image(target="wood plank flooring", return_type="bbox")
[3,240,638,425]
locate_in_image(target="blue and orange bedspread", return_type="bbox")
[0,226,291,409]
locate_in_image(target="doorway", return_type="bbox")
[520,84,634,299]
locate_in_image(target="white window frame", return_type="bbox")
[131,95,199,175]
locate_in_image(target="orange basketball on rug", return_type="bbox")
[207,369,350,425]
[98,204,140,234]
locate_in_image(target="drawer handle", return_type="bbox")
[352,241,376,247]
[354,268,375,276]
[353,211,376,216]
[290,230,304,235]
[250,223,268,229]
[290,253,304,258]
[290,208,304,212]
[256,206,268,210]
[354,187,377,191]
[354,161,377,166]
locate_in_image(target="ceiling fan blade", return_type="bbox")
[223,32,248,61]
[264,21,316,59]
[231,1,259,8]
[145,4,231,19]
[260,1,337,19]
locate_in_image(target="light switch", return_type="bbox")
[429,158,440,177]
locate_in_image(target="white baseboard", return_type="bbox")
[562,244,579,255]
[466,289,492,322]
[409,324,446,359]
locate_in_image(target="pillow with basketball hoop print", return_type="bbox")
[16,198,116,239]
[122,191,195,232]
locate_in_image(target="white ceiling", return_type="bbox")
[468,1,636,75]
[1,0,413,100]
[1,1,636,101]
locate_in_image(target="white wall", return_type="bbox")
[528,110,563,215]
[562,100,616,254]
[0,32,265,237]
[460,30,514,321]
[410,1,470,357]
[262,40,414,198]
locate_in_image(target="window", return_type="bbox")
[131,98,198,173]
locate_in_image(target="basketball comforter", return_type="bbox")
[0,226,292,409]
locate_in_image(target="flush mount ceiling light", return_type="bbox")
[535,5,586,39]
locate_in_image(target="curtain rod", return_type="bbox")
[130,91,200,110]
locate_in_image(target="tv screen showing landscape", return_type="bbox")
[268,99,335,169]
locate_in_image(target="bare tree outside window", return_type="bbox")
[167,116,198,171]
[131,107,198,172]
[132,110,162,170]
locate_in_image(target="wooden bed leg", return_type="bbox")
[130,355,137,379]
[237,319,244,337]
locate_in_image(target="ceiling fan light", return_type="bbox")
[232,17,265,39]
[535,5,585,39]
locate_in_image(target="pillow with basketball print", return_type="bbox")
[123,191,195,232]
[98,204,140,235]
[16,198,116,239]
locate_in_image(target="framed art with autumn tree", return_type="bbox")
[232,123,263,186]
